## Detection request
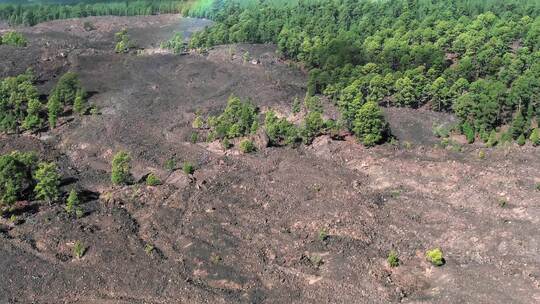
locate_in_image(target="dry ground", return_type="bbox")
[0,15,539,304]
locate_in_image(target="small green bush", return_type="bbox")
[146,173,161,186]
[222,137,232,149]
[164,158,176,171]
[461,122,475,144]
[530,128,540,146]
[317,228,328,242]
[33,162,61,203]
[182,162,195,175]
[426,248,444,266]
[111,151,131,185]
[486,130,498,147]
[192,116,204,129]
[517,134,526,146]
[1,31,27,47]
[387,250,399,267]
[65,189,79,214]
[160,32,185,53]
[239,139,255,153]
[73,241,86,259]
[144,243,155,255]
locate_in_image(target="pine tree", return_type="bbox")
[530,128,540,146]
[510,111,526,139]
[486,130,498,147]
[47,94,61,128]
[111,151,131,185]
[73,92,85,115]
[353,101,387,147]
[33,162,60,204]
[517,134,526,146]
[65,189,79,214]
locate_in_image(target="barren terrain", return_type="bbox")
[0,15,539,304]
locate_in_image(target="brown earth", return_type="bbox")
[0,15,539,304]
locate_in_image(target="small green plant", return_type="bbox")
[33,162,61,204]
[190,132,199,143]
[530,128,540,146]
[239,139,255,153]
[498,198,507,208]
[317,228,328,242]
[387,250,399,267]
[210,253,222,264]
[144,243,155,255]
[192,116,204,129]
[536,183,540,191]
[164,158,176,171]
[65,189,79,214]
[182,162,195,175]
[426,248,444,266]
[9,214,18,224]
[75,208,84,218]
[478,150,486,159]
[222,137,232,149]
[292,97,301,114]
[111,151,131,185]
[517,134,526,146]
[145,173,161,186]
[73,241,86,259]
[309,254,323,268]
[403,141,413,149]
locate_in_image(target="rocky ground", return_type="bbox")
[0,15,539,304]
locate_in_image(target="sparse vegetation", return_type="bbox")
[0,151,37,207]
[239,139,255,153]
[426,248,445,266]
[182,162,194,175]
[111,151,131,185]
[73,241,86,259]
[387,250,400,267]
[144,243,155,255]
[161,32,185,54]
[264,110,299,146]
[530,128,540,146]
[65,189,80,215]
[146,173,161,186]
[317,228,328,242]
[1,31,27,47]
[309,254,323,268]
[114,29,134,53]
[164,158,176,172]
[207,95,258,140]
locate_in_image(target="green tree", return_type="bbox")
[510,111,526,139]
[47,94,61,128]
[530,128,540,146]
[33,162,60,203]
[111,151,131,185]
[486,130,498,147]
[65,189,79,214]
[394,77,417,107]
[353,101,388,147]
[517,134,526,146]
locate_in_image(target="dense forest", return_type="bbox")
[0,0,198,26]
[188,0,540,145]
[1,0,539,146]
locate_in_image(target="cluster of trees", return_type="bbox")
[189,0,540,146]
[0,151,60,208]
[0,31,27,47]
[195,94,388,148]
[0,69,87,134]
[0,0,192,26]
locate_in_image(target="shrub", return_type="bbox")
[192,116,204,129]
[1,31,27,47]
[461,122,475,143]
[387,250,399,267]
[164,158,176,171]
[292,97,301,114]
[317,228,328,242]
[309,254,323,268]
[111,151,131,185]
[426,248,444,266]
[264,110,299,145]
[301,111,325,144]
[160,32,185,54]
[114,29,134,53]
[0,151,37,206]
[529,128,539,146]
[190,132,199,143]
[222,137,232,149]
[144,243,155,255]
[353,101,388,147]
[209,95,258,140]
[517,134,526,146]
[486,130,498,147]
[239,139,255,153]
[50,72,83,105]
[33,162,60,203]
[146,173,161,186]
[73,241,86,259]
[65,189,79,214]
[182,162,195,175]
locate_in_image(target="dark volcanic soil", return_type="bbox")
[1,15,539,304]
